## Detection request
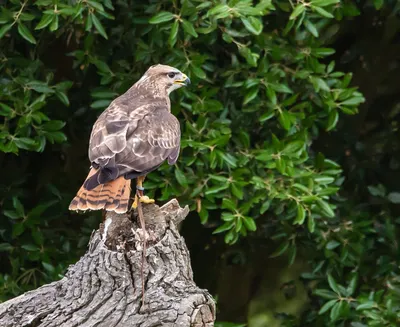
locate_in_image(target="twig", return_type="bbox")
[136,198,147,308]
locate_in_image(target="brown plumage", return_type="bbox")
[69,169,131,213]
[69,64,190,213]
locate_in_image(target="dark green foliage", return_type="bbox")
[0,0,399,326]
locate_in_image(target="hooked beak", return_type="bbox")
[174,73,191,86]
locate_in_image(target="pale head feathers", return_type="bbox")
[135,64,190,96]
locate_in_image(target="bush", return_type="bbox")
[1,0,399,326]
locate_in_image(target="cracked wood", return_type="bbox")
[0,199,215,327]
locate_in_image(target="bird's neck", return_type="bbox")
[122,81,171,111]
[130,79,169,99]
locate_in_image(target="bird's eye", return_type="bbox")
[167,72,176,78]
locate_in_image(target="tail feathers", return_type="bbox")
[83,166,119,190]
[69,168,131,214]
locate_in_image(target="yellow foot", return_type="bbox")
[139,195,155,204]
[131,194,139,209]
[131,195,155,210]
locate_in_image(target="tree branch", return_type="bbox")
[0,199,215,327]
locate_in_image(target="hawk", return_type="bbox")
[69,64,190,214]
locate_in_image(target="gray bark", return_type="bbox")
[0,199,215,327]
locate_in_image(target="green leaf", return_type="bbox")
[14,137,36,150]
[0,243,12,252]
[21,244,39,251]
[208,4,230,16]
[319,299,338,314]
[238,46,258,67]
[313,6,334,18]
[18,23,36,44]
[87,0,105,12]
[241,17,263,35]
[328,274,340,294]
[388,192,400,204]
[12,222,25,238]
[0,103,13,116]
[269,242,289,258]
[42,262,55,273]
[213,222,234,234]
[243,216,257,231]
[259,111,275,122]
[43,120,66,131]
[314,289,338,299]
[222,198,236,211]
[347,274,358,296]
[231,184,244,200]
[85,14,93,31]
[3,210,20,219]
[326,240,340,250]
[182,20,198,37]
[293,183,309,192]
[356,301,376,311]
[174,168,188,187]
[278,111,291,130]
[243,87,259,104]
[91,90,117,99]
[35,14,53,30]
[13,197,24,216]
[330,302,341,321]
[255,150,273,161]
[313,77,330,91]
[326,110,339,131]
[270,83,293,93]
[307,215,315,233]
[55,91,70,106]
[314,176,335,184]
[282,141,304,155]
[304,20,318,37]
[340,97,365,106]
[312,0,340,7]
[191,65,206,79]
[260,200,270,214]
[149,12,175,24]
[91,99,112,109]
[168,20,179,47]
[46,131,67,143]
[0,23,12,39]
[91,14,108,39]
[373,0,384,9]
[26,81,54,93]
[316,199,335,217]
[367,185,386,197]
[205,184,229,195]
[266,87,277,104]
[50,15,59,31]
[290,5,306,20]
[294,205,306,224]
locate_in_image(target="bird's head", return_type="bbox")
[138,64,191,95]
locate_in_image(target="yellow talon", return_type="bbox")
[139,195,155,204]
[131,195,154,210]
[131,194,139,209]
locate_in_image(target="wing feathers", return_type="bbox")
[88,101,180,177]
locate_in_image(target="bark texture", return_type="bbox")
[0,199,215,327]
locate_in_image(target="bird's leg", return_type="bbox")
[131,175,150,307]
[131,175,155,209]
[137,175,155,204]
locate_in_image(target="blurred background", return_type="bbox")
[0,0,400,326]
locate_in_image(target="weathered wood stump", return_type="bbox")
[0,199,215,327]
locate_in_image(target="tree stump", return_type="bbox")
[0,199,216,327]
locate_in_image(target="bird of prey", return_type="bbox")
[69,64,190,214]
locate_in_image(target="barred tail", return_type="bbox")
[69,168,131,214]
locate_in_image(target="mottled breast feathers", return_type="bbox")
[88,100,181,179]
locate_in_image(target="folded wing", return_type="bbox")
[117,108,181,176]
